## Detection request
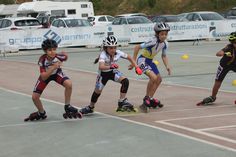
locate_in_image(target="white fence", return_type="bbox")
[0,20,235,51]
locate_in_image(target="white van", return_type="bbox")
[17,1,94,19]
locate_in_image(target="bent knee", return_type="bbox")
[63,80,72,89]
[32,93,40,101]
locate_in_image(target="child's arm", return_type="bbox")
[162,54,171,75]
[127,54,142,75]
[216,50,225,57]
[56,52,68,61]
[127,54,139,69]
[133,45,142,61]
[40,62,62,81]
[129,45,142,70]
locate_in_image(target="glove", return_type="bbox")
[135,67,142,75]
[225,52,232,57]
[110,63,119,69]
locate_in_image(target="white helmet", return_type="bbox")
[154,22,170,32]
[103,35,118,47]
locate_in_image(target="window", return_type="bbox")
[2,19,12,28]
[87,17,95,22]
[193,14,201,21]
[52,20,59,27]
[107,16,114,22]
[51,10,65,16]
[0,20,3,28]
[200,13,224,21]
[82,13,88,18]
[14,20,40,26]
[112,18,121,25]
[58,20,66,27]
[120,18,127,25]
[98,16,106,22]
[81,4,88,8]
[68,9,76,15]
[186,14,194,21]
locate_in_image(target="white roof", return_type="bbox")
[17,1,92,13]
[3,17,38,21]
[116,13,147,17]
[188,11,219,14]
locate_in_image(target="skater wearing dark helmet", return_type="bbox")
[197,32,236,106]
[24,39,82,121]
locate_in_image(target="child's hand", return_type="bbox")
[57,51,68,61]
[52,61,62,69]
[110,63,119,69]
[135,67,142,75]
[128,64,134,70]
[166,66,171,75]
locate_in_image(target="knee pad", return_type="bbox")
[120,78,129,93]
[91,91,101,103]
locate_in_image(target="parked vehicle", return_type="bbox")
[88,15,114,26]
[184,11,224,21]
[151,15,188,23]
[224,7,236,19]
[112,16,152,25]
[50,17,92,28]
[17,1,94,19]
[0,17,42,30]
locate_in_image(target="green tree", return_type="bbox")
[148,0,156,8]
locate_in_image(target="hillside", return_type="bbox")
[91,0,236,16]
[1,0,236,16]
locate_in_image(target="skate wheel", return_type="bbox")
[196,102,203,106]
[63,113,68,119]
[139,104,149,113]
[77,112,83,119]
[24,117,30,122]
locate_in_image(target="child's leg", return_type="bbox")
[211,80,222,98]
[32,77,49,113]
[62,79,72,105]
[90,88,102,108]
[146,71,161,97]
[32,92,45,113]
[118,76,129,99]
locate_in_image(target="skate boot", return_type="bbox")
[116,98,136,112]
[63,104,82,119]
[197,96,216,106]
[24,111,47,122]
[139,96,151,113]
[80,105,94,115]
[150,98,164,109]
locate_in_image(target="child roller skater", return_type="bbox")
[24,39,82,121]
[129,22,171,113]
[79,35,142,115]
[197,32,236,106]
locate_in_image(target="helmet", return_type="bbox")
[42,39,58,51]
[154,22,170,32]
[228,32,236,42]
[103,35,118,47]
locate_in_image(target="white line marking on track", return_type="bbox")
[156,121,236,144]
[198,125,236,131]
[156,113,236,122]
[0,86,236,152]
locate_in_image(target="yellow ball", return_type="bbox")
[232,80,236,86]
[181,54,189,60]
[153,60,159,65]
